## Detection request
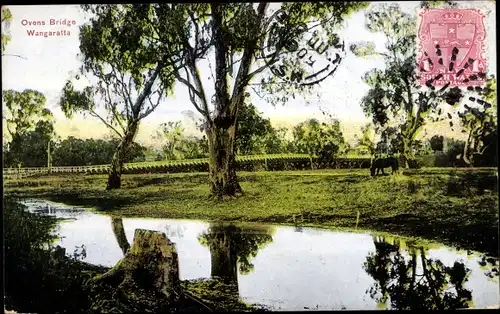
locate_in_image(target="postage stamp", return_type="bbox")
[260,9,346,86]
[416,8,487,87]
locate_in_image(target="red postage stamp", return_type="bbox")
[416,8,487,87]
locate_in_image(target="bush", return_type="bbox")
[416,155,436,168]
[4,198,107,313]
[435,151,451,167]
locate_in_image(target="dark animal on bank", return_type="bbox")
[370,156,399,176]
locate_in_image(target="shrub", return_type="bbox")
[4,198,107,313]
[416,155,436,168]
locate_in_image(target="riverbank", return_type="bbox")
[4,168,498,255]
[4,199,265,313]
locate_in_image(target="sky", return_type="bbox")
[2,1,497,148]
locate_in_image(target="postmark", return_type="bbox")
[260,9,346,87]
[416,8,487,87]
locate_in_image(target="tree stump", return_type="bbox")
[87,229,182,313]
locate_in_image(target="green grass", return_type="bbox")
[4,168,498,256]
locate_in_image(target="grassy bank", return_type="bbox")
[4,168,499,256]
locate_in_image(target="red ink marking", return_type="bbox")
[416,8,487,87]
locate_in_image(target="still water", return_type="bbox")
[23,199,499,311]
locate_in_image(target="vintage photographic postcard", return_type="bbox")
[2,1,498,312]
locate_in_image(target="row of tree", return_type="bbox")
[2,99,472,169]
[3,134,147,168]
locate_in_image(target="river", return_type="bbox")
[21,198,500,311]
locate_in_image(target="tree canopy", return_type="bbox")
[3,89,52,142]
[1,7,13,52]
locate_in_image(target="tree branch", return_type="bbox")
[1,53,28,60]
[131,62,163,118]
[175,67,208,117]
[211,3,231,113]
[89,109,124,139]
[139,88,164,120]
[229,2,269,114]
[187,57,212,123]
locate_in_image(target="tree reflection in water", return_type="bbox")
[478,254,499,282]
[111,218,130,255]
[363,236,474,310]
[198,223,275,290]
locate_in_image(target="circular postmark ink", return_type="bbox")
[261,9,346,87]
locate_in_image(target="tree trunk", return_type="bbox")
[106,121,138,190]
[209,233,238,281]
[112,218,130,255]
[208,231,238,291]
[47,141,52,175]
[88,229,181,312]
[462,129,473,166]
[206,120,242,200]
[402,139,414,169]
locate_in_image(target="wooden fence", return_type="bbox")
[2,165,112,179]
[3,154,373,179]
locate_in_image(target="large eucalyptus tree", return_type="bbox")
[158,2,367,199]
[75,3,367,197]
[59,5,181,190]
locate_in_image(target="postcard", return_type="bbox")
[2,1,498,312]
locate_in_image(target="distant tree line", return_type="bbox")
[2,89,494,169]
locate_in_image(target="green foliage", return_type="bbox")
[236,98,274,155]
[456,76,497,165]
[61,4,176,166]
[2,91,55,168]
[198,223,274,275]
[364,239,473,310]
[1,7,13,52]
[51,136,147,166]
[413,139,433,156]
[176,136,210,159]
[4,119,56,168]
[354,123,377,155]
[293,118,347,164]
[443,138,466,166]
[59,81,96,119]
[155,121,187,160]
[356,2,494,169]
[182,278,259,311]
[4,198,107,313]
[429,135,444,152]
[355,3,476,166]
[3,89,51,140]
[419,1,458,8]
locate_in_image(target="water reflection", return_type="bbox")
[364,236,473,310]
[19,199,500,310]
[198,223,275,289]
[478,255,499,281]
[111,218,130,255]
